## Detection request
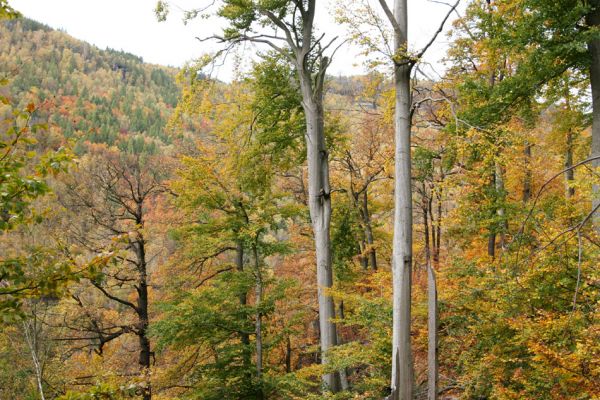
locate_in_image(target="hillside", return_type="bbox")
[0,18,179,154]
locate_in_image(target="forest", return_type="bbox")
[0,0,599,399]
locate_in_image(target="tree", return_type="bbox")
[436,2,600,396]
[0,0,19,19]
[152,75,301,399]
[333,106,393,271]
[338,0,458,397]
[453,0,600,229]
[0,83,72,318]
[58,148,168,400]
[157,0,344,390]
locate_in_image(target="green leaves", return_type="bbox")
[0,85,74,317]
[0,104,69,232]
[0,0,20,20]
[58,383,138,399]
[218,0,258,34]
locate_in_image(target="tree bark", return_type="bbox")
[390,0,414,397]
[435,195,442,266]
[285,337,292,373]
[564,84,576,199]
[362,191,378,270]
[587,3,600,231]
[253,244,264,399]
[488,170,496,258]
[22,316,46,400]
[432,170,442,267]
[423,184,431,269]
[134,216,151,400]
[359,238,369,270]
[565,128,575,198]
[422,182,438,399]
[297,61,340,392]
[427,264,438,400]
[495,162,507,252]
[523,142,532,203]
[337,301,350,391]
[236,241,252,372]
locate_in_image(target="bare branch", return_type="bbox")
[377,0,402,36]
[90,281,139,313]
[260,9,297,51]
[196,267,234,288]
[415,0,460,61]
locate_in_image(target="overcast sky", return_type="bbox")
[10,0,462,81]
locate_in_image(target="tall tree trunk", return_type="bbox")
[253,244,264,399]
[495,162,507,252]
[433,178,442,267]
[427,264,438,400]
[429,195,436,265]
[236,241,252,371]
[135,238,151,400]
[23,315,46,400]
[422,183,431,268]
[422,183,438,400]
[487,233,496,258]
[359,238,369,270]
[587,3,600,231]
[297,64,340,392]
[488,170,496,258]
[436,199,442,264]
[337,301,350,391]
[362,191,378,270]
[564,84,576,199]
[566,128,575,198]
[523,142,532,202]
[286,337,292,373]
[390,0,414,397]
[429,193,439,267]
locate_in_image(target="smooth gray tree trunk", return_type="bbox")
[586,0,600,233]
[238,0,340,391]
[588,4,600,230]
[390,0,414,398]
[297,64,340,392]
[422,183,438,400]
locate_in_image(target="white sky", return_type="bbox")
[10,0,462,81]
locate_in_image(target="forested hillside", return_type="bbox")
[1,1,599,400]
[0,18,179,153]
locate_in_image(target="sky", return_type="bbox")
[10,0,462,81]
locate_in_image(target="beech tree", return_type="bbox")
[157,0,345,390]
[338,1,458,397]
